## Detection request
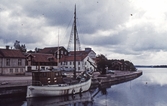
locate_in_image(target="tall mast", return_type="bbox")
[57,29,59,69]
[73,5,76,79]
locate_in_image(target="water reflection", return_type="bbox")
[139,68,167,86]
[26,92,93,106]
[93,68,167,106]
[0,94,26,106]
[20,68,167,106]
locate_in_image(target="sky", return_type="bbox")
[0,0,167,65]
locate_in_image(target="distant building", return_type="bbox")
[59,48,96,72]
[26,47,97,72]
[26,53,57,71]
[68,48,96,59]
[38,46,68,59]
[108,59,136,71]
[59,55,95,72]
[0,46,26,75]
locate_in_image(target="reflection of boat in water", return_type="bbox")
[26,5,92,98]
[27,91,92,106]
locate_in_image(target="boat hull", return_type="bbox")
[26,78,91,98]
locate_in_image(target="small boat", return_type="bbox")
[26,5,92,98]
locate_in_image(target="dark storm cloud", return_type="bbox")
[76,0,134,34]
[0,0,133,45]
[0,25,42,44]
[21,1,75,26]
[80,31,128,46]
[18,0,133,34]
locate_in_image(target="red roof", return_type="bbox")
[39,46,65,54]
[69,51,90,56]
[0,49,25,58]
[27,53,57,62]
[59,49,93,62]
[59,54,87,62]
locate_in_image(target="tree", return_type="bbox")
[96,54,108,74]
[14,40,27,52]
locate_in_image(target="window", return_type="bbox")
[18,59,22,66]
[55,73,58,76]
[6,59,10,66]
[15,68,18,73]
[61,50,63,54]
[41,67,45,70]
[20,68,23,72]
[78,67,80,70]
[78,61,80,65]
[10,69,13,73]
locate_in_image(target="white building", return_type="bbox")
[59,55,95,72]
[0,46,26,75]
[59,48,96,72]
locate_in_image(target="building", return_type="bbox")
[38,46,68,59]
[68,48,96,59]
[108,59,136,71]
[0,46,26,75]
[26,47,96,72]
[59,55,95,72]
[59,48,96,72]
[26,53,57,71]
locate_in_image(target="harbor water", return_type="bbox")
[1,68,167,106]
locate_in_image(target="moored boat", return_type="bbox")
[26,70,91,98]
[26,5,92,98]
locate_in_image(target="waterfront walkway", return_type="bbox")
[0,75,31,88]
[0,70,142,88]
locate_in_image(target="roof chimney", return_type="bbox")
[6,45,10,50]
[85,48,91,52]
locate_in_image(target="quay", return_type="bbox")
[91,70,142,88]
[0,71,142,97]
[0,75,31,97]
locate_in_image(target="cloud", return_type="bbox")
[0,0,167,64]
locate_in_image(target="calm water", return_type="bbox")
[2,68,167,106]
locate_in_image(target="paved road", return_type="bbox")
[0,76,31,88]
[0,76,31,81]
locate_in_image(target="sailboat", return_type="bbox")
[26,5,92,98]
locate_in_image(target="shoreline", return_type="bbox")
[0,70,142,97]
